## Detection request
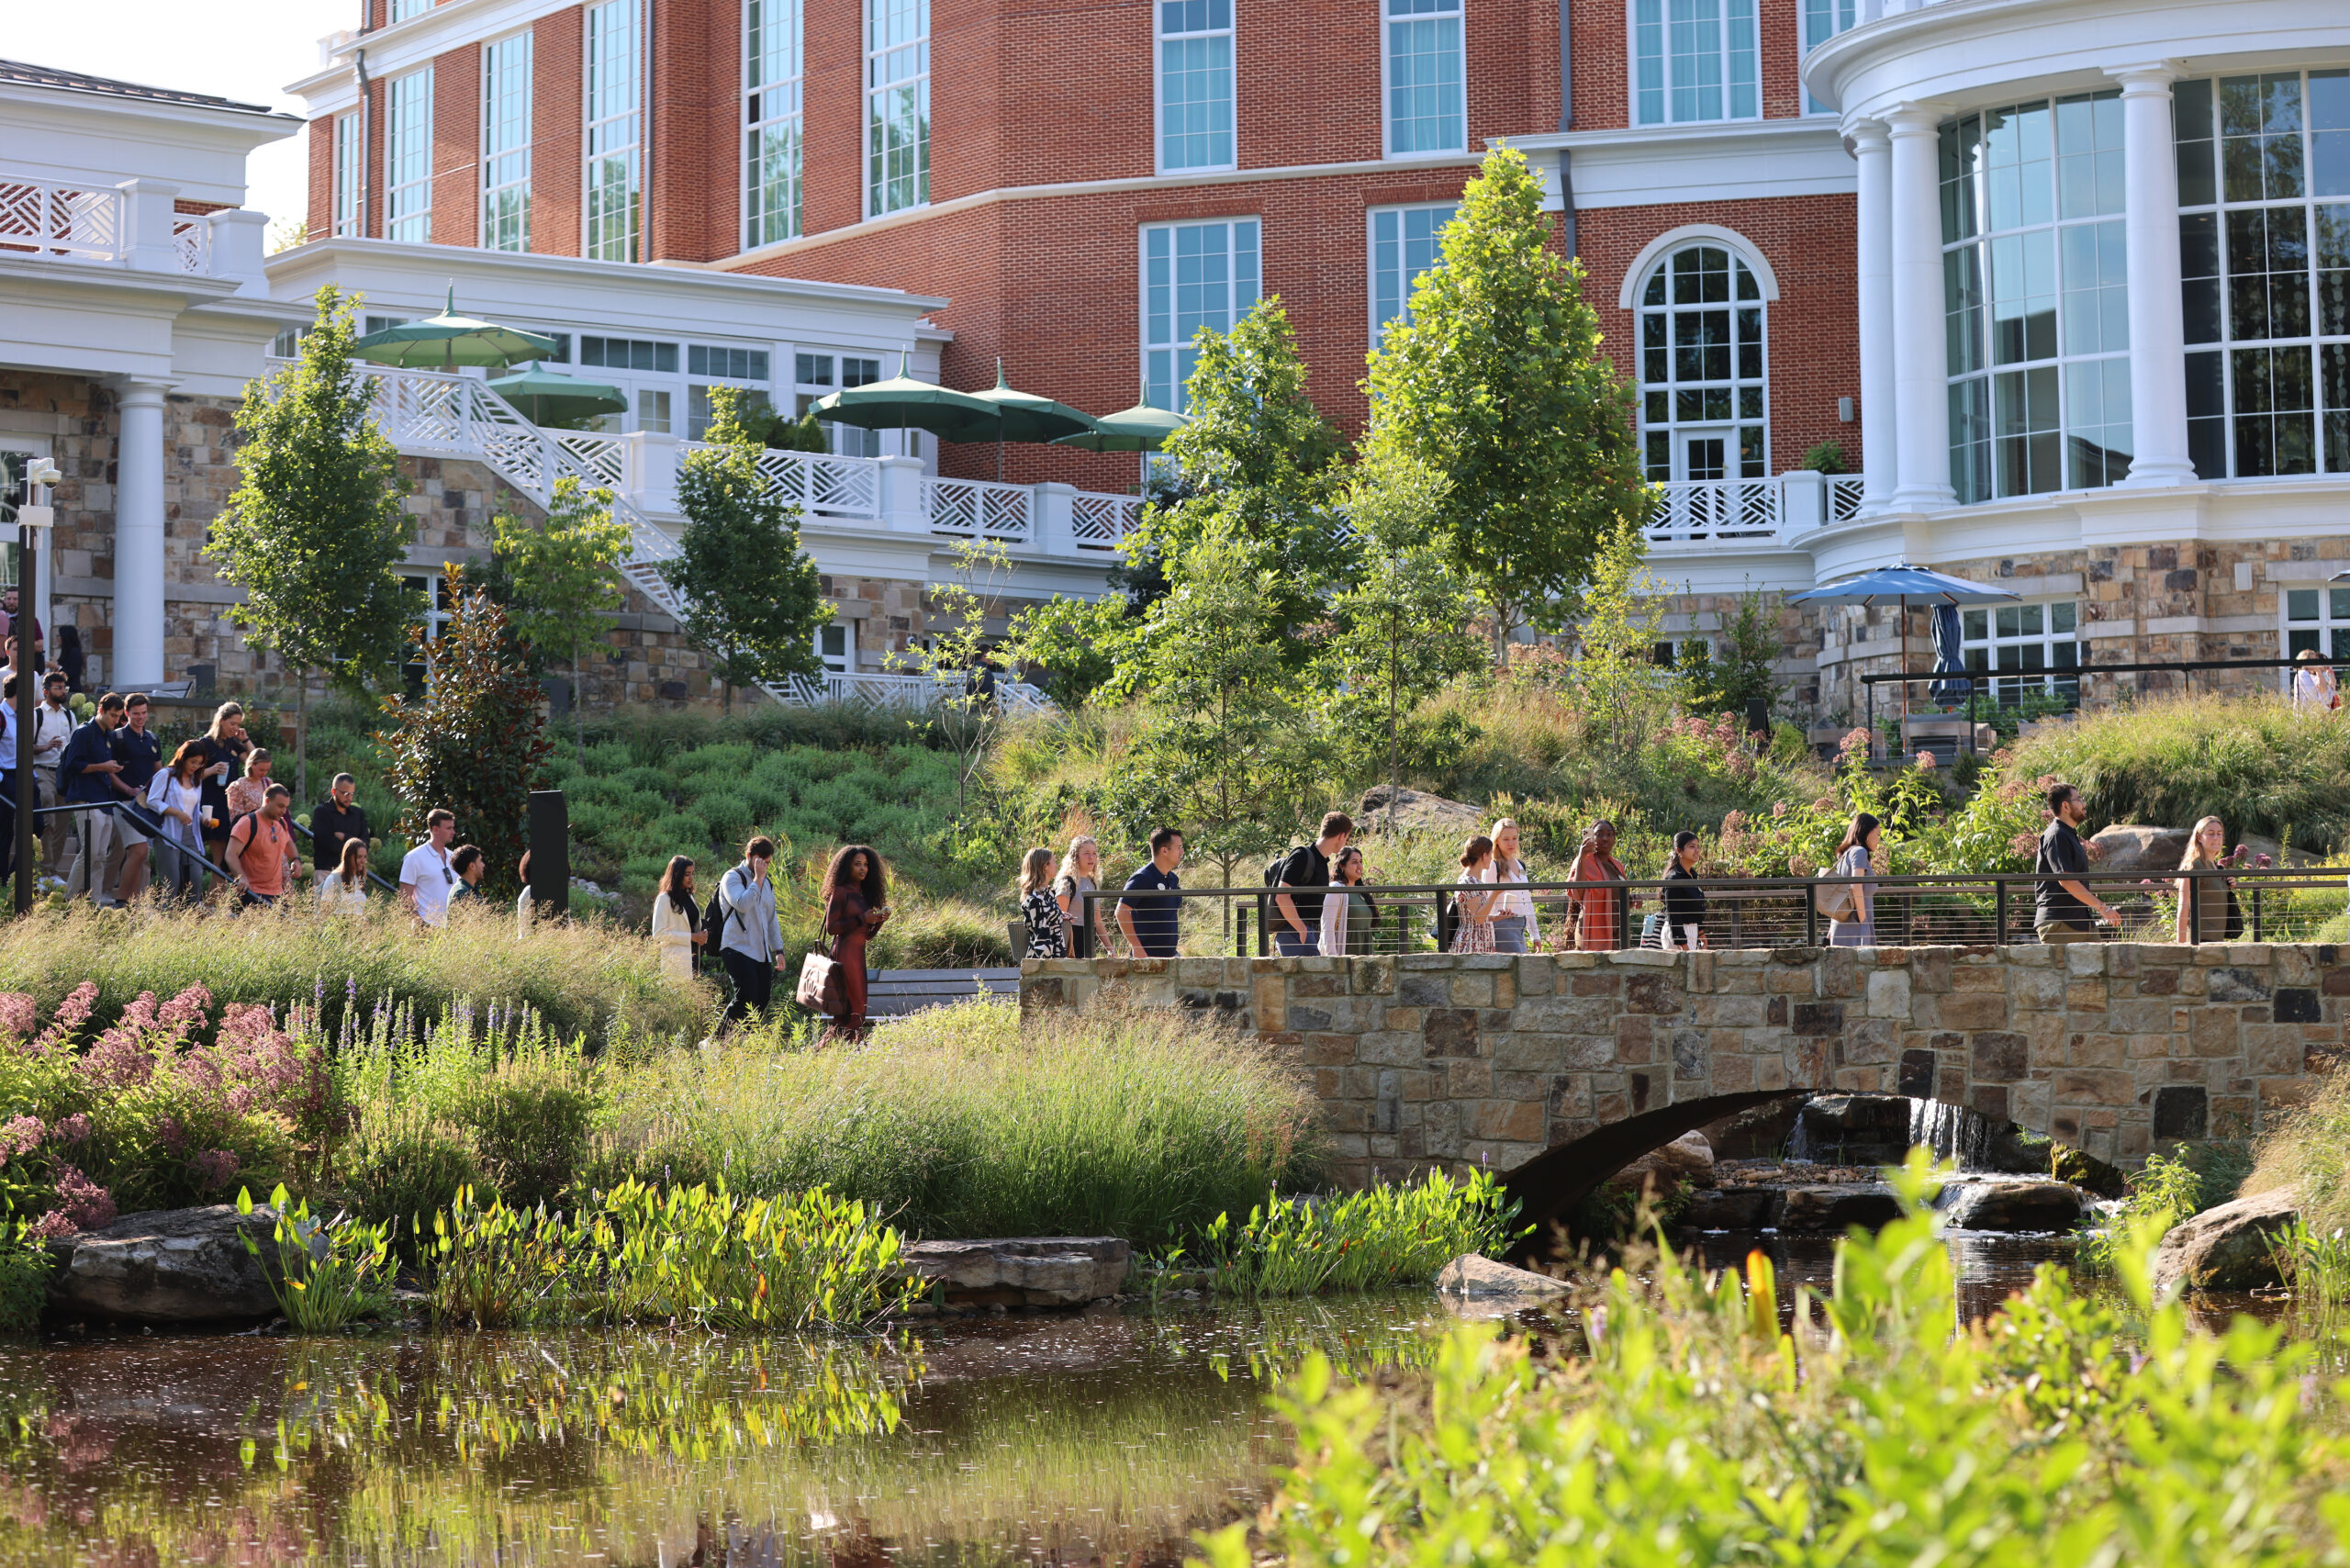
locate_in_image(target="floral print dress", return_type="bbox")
[1023,887,1068,958]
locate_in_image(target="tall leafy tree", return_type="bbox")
[659,386,831,711]
[1115,518,1322,907]
[1140,297,1348,657]
[211,285,419,802]
[491,476,632,760]
[1363,145,1652,661]
[1569,516,1682,756]
[376,566,552,894]
[1319,452,1487,812]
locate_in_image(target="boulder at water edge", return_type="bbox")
[1779,1185,1903,1233]
[1436,1254,1570,1298]
[1608,1131,1717,1194]
[1940,1179,2087,1233]
[904,1238,1131,1306]
[2152,1185,2300,1295]
[47,1204,288,1325]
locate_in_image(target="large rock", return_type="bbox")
[1792,1094,1914,1167]
[48,1204,289,1324]
[2086,825,2192,878]
[2152,1186,2299,1295]
[1436,1253,1569,1298]
[904,1238,1131,1307]
[1940,1178,2087,1233]
[1355,786,1484,838]
[1779,1184,1903,1233]
[1608,1131,1717,1194]
[1674,1186,1783,1231]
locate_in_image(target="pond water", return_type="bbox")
[0,1229,2293,1567]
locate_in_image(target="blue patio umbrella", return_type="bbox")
[1930,603,1968,703]
[1788,565,2019,723]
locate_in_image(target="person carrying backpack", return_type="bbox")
[715,835,786,1023]
[1270,812,1353,957]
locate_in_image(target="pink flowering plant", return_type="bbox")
[0,982,348,1238]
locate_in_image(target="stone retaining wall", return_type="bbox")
[1021,943,2346,1184]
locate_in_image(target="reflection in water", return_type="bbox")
[1686,1229,2081,1327]
[0,1296,1443,1566]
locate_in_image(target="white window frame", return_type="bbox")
[1634,240,1771,484]
[331,112,362,238]
[1629,0,1760,129]
[1141,218,1262,417]
[482,31,533,253]
[1155,0,1236,175]
[2281,585,2350,686]
[584,0,643,263]
[818,622,857,674]
[865,0,930,217]
[1368,202,1456,343]
[792,353,892,454]
[1959,599,2082,704]
[1799,0,1855,115]
[385,67,434,244]
[389,0,432,19]
[745,0,805,247]
[1382,0,1466,158]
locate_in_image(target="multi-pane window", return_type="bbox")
[385,68,433,243]
[1157,0,1233,173]
[585,0,643,263]
[1632,0,1758,128]
[331,113,361,238]
[1371,203,1455,341]
[1637,244,1767,483]
[1942,93,2132,503]
[746,0,804,246]
[637,389,673,434]
[794,353,885,454]
[1961,600,2081,703]
[1799,0,1855,115]
[482,33,532,253]
[1385,0,1463,155]
[690,345,771,380]
[867,0,929,215]
[2283,585,2350,663]
[390,0,431,19]
[580,336,677,372]
[1143,219,1261,413]
[2176,71,2350,479]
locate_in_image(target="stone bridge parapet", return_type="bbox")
[1021,944,2346,1182]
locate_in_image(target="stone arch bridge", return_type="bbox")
[1023,944,2342,1223]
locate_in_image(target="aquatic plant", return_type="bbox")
[1211,1152,2350,1567]
[2074,1144,2245,1276]
[238,1184,395,1331]
[0,1223,51,1334]
[1167,1169,1525,1298]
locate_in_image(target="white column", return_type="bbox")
[2116,63,2196,485]
[1887,105,1953,510]
[205,207,271,295]
[110,380,171,688]
[1853,118,1898,511]
[876,454,926,532]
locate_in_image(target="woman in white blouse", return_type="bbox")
[146,742,210,902]
[1482,818,1544,953]
[317,838,370,914]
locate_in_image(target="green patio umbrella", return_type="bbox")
[1051,400,1187,454]
[807,353,998,443]
[352,286,560,371]
[948,360,1097,478]
[485,368,628,428]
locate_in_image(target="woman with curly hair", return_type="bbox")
[821,843,890,1038]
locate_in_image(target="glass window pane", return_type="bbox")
[2288,588,2319,621]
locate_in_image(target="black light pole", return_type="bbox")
[11,459,56,915]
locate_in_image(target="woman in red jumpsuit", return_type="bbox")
[822,843,890,1039]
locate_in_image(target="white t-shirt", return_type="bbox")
[399,842,455,927]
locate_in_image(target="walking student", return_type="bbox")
[652,855,705,983]
[2035,782,2118,944]
[227,784,301,907]
[1450,835,1501,954]
[1116,828,1185,959]
[716,836,787,1024]
[1566,820,1633,951]
[1658,831,1707,950]
[1273,812,1352,957]
[1828,812,1880,947]
[190,702,249,871]
[105,693,160,902]
[1054,834,1114,955]
[1019,846,1067,958]
[0,680,17,890]
[225,747,273,823]
[2292,647,2339,711]
[31,671,71,877]
[398,808,458,928]
[145,743,209,902]
[820,844,890,1039]
[1318,846,1378,956]
[58,692,129,906]
[312,774,370,878]
[1483,817,1543,952]
[317,838,370,915]
[450,845,486,904]
[2173,815,2244,943]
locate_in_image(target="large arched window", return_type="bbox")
[1636,243,1768,484]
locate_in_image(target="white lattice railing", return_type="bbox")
[1648,478,1787,547]
[923,476,1035,543]
[749,446,881,519]
[170,215,209,274]
[1072,490,1146,550]
[0,177,122,262]
[1828,475,1866,523]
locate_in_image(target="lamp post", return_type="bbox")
[11,459,59,915]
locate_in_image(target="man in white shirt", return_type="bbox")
[398,807,458,928]
[31,672,71,876]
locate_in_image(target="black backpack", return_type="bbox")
[1263,846,1308,887]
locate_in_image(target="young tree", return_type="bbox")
[1004,591,1129,710]
[1116,518,1322,913]
[659,386,831,711]
[211,285,419,803]
[1678,587,1785,725]
[1568,516,1681,756]
[890,538,1013,817]
[376,566,552,893]
[1318,452,1487,814]
[491,476,632,760]
[1140,297,1348,659]
[1363,145,1652,662]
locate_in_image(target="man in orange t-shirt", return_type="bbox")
[228,783,302,907]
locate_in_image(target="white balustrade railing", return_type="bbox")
[923,476,1035,543]
[0,177,122,262]
[1648,478,1786,548]
[170,216,210,274]
[749,446,880,520]
[1828,475,1867,523]
[1072,491,1146,550]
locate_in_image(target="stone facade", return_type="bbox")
[1023,942,2344,1184]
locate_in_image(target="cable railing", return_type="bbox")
[1064,866,2349,958]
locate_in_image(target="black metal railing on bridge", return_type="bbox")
[1067,865,2348,958]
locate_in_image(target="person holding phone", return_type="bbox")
[821,843,890,1040]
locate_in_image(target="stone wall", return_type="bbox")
[1022,942,2344,1184]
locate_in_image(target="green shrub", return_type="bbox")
[335,1103,488,1236]
[0,1224,52,1333]
[444,1057,599,1212]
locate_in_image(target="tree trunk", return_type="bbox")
[573,640,587,764]
[295,672,309,809]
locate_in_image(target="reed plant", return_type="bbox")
[237,1184,396,1331]
[2247,1054,2350,1238]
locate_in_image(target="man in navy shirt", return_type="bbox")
[57,693,128,906]
[1116,826,1185,958]
[105,692,160,902]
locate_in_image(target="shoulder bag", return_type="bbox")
[795,950,845,1013]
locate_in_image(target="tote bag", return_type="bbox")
[795,951,844,1013]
